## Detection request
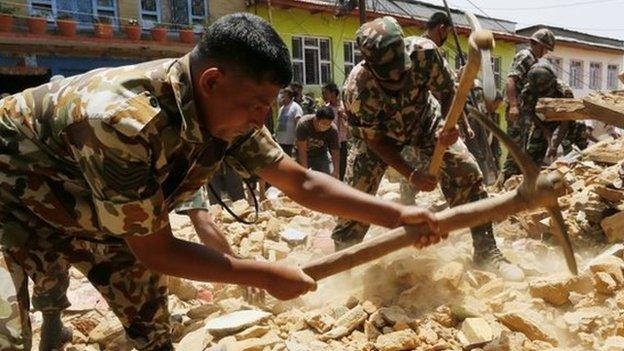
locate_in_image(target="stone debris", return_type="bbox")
[458,317,494,347]
[496,311,558,345]
[528,275,575,306]
[374,329,419,351]
[47,136,624,351]
[204,310,272,336]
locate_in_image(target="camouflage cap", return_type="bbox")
[530,28,556,51]
[356,16,411,81]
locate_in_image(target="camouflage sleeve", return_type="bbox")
[174,186,211,214]
[225,126,284,178]
[423,50,455,98]
[342,66,387,140]
[65,93,168,238]
[508,50,531,79]
[405,37,454,98]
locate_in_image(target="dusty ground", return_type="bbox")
[30,137,624,351]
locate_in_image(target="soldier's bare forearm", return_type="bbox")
[506,77,519,107]
[125,226,272,288]
[187,209,233,255]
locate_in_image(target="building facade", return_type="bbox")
[247,0,525,97]
[0,0,243,94]
[517,25,624,98]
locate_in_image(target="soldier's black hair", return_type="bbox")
[322,82,340,95]
[426,12,452,29]
[197,13,292,86]
[315,106,335,121]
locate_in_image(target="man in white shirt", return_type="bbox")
[276,87,303,156]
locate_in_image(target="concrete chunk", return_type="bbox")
[205,310,272,336]
[374,329,419,351]
[459,318,493,347]
[432,262,464,288]
[529,276,575,306]
[496,311,558,346]
[595,271,618,295]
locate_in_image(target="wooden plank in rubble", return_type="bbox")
[535,91,624,128]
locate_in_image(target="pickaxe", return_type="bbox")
[428,13,495,177]
[301,105,578,281]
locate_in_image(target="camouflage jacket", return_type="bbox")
[507,48,538,103]
[0,54,282,240]
[521,80,572,116]
[343,36,454,145]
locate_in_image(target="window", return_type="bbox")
[140,0,160,28]
[547,57,563,79]
[95,0,116,20]
[608,64,620,90]
[291,36,332,86]
[343,41,363,78]
[31,0,117,25]
[569,60,584,89]
[491,56,501,90]
[171,0,207,27]
[30,0,55,18]
[190,0,208,26]
[589,62,603,90]
[454,51,467,71]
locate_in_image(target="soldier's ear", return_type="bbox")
[197,67,222,95]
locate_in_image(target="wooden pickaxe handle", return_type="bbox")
[427,30,494,177]
[302,173,576,281]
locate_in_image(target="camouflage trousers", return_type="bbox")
[501,108,529,181]
[332,136,497,255]
[0,209,172,351]
[526,121,560,167]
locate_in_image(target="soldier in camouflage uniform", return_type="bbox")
[0,14,441,350]
[522,61,573,166]
[561,121,589,154]
[332,17,523,279]
[502,28,555,180]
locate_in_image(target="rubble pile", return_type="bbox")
[34,137,624,351]
[501,137,624,246]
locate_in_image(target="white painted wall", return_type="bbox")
[542,43,624,98]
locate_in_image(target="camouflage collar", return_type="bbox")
[167,54,205,144]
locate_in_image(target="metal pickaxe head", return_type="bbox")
[464,11,497,103]
[467,106,578,274]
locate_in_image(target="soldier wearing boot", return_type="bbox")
[522,61,573,166]
[501,28,555,180]
[331,16,523,280]
[0,14,443,351]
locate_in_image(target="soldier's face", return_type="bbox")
[196,68,279,142]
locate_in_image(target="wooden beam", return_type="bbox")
[535,91,624,128]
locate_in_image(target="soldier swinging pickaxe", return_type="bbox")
[300,13,577,282]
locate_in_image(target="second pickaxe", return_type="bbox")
[428,16,494,177]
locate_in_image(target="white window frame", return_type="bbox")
[607,64,620,90]
[93,0,117,21]
[491,56,502,90]
[343,41,362,79]
[140,0,161,29]
[291,36,332,86]
[188,0,208,28]
[547,56,563,79]
[30,0,117,26]
[569,60,584,89]
[29,0,56,20]
[589,62,603,90]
